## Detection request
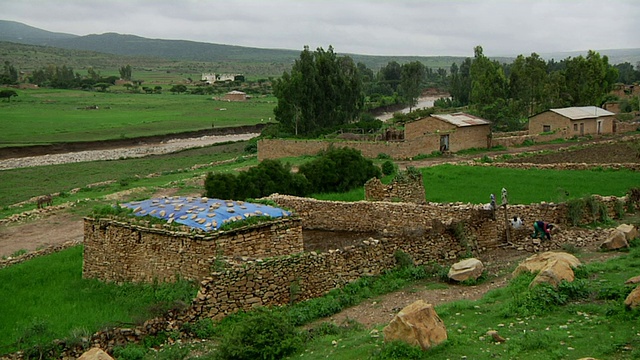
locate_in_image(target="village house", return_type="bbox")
[528,106,615,137]
[405,112,492,152]
[201,73,243,84]
[222,90,248,101]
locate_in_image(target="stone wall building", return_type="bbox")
[528,106,615,137]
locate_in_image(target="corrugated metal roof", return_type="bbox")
[432,112,491,127]
[550,106,614,120]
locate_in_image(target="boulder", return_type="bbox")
[616,224,638,242]
[512,252,580,277]
[448,258,484,282]
[529,259,575,288]
[78,348,114,360]
[600,230,629,250]
[624,286,640,309]
[625,275,640,285]
[512,252,581,288]
[383,300,447,351]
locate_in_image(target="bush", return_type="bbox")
[204,159,310,200]
[381,160,395,176]
[298,147,381,193]
[215,309,302,360]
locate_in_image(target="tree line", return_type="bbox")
[271,45,640,136]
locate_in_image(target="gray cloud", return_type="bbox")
[4,0,639,57]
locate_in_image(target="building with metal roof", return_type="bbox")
[405,112,491,152]
[529,106,615,137]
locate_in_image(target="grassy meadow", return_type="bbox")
[0,87,275,146]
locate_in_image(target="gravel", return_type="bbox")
[0,133,258,170]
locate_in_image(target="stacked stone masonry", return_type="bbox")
[364,173,426,204]
[83,217,302,283]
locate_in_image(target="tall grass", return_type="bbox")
[0,245,197,354]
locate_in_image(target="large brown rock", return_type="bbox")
[77,348,114,360]
[625,275,640,285]
[601,230,629,250]
[616,224,638,241]
[448,258,484,282]
[624,286,640,309]
[383,300,447,351]
[512,252,581,288]
[513,252,580,276]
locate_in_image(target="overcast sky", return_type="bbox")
[3,0,639,57]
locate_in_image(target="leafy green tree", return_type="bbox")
[1,61,18,85]
[298,147,381,193]
[0,89,18,102]
[614,62,639,84]
[470,46,508,108]
[564,51,619,106]
[449,58,472,105]
[378,61,402,93]
[119,65,132,81]
[169,84,188,94]
[508,53,549,117]
[400,61,426,112]
[273,46,364,136]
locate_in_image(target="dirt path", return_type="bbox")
[309,245,622,328]
[0,212,84,257]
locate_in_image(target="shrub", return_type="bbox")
[381,160,395,176]
[394,250,414,269]
[566,198,585,226]
[298,147,381,193]
[372,340,425,359]
[204,159,310,200]
[112,344,147,360]
[215,309,302,360]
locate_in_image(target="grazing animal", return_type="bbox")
[37,195,53,209]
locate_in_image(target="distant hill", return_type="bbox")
[1,19,638,73]
[0,19,472,71]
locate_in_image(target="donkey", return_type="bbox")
[37,194,53,209]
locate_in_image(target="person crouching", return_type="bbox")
[532,221,554,240]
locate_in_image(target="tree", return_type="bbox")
[400,61,426,112]
[273,46,364,136]
[0,89,18,102]
[119,65,132,81]
[563,51,619,106]
[1,61,18,85]
[449,58,472,105]
[469,46,509,128]
[508,53,548,117]
[169,84,188,94]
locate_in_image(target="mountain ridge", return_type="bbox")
[1,19,639,69]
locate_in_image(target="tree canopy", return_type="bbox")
[273,46,364,137]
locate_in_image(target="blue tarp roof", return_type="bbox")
[120,197,291,232]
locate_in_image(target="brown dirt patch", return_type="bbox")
[0,212,84,258]
[505,141,640,164]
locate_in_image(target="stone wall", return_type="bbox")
[83,217,302,283]
[364,173,426,204]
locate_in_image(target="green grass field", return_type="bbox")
[0,88,276,146]
[0,246,197,355]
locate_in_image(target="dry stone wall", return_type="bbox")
[83,217,302,283]
[364,173,426,204]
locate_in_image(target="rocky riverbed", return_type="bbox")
[0,133,258,170]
